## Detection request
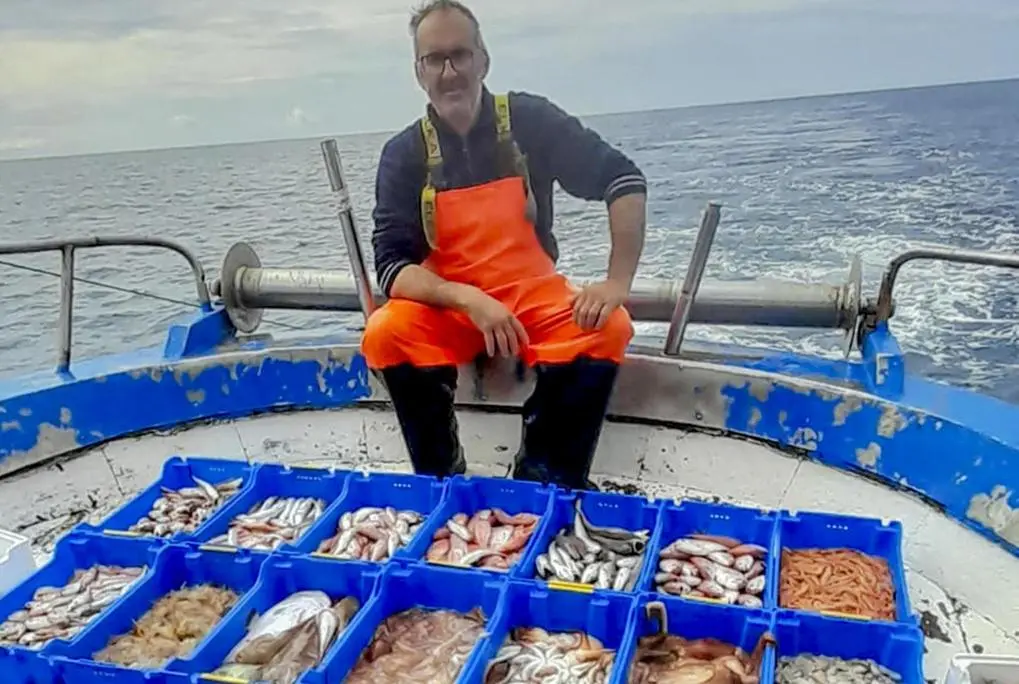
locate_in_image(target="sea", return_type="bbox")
[1,78,1018,402]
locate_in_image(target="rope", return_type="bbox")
[0,258,307,332]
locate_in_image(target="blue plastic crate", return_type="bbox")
[777,510,911,623]
[519,490,660,594]
[57,545,266,674]
[0,648,55,684]
[49,658,192,684]
[773,610,924,684]
[186,555,383,680]
[460,580,638,683]
[293,471,446,562]
[404,475,555,577]
[647,500,777,607]
[614,595,776,684]
[0,535,160,657]
[194,464,350,552]
[314,564,506,683]
[76,456,257,544]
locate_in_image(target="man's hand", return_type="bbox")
[571,278,629,331]
[461,288,530,358]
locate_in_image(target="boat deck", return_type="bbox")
[2,406,1017,678]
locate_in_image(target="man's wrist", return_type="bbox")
[437,281,480,313]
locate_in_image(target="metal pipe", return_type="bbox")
[876,246,1019,323]
[57,245,75,372]
[230,267,850,329]
[320,139,376,321]
[664,203,721,355]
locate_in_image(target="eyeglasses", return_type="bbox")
[417,47,475,75]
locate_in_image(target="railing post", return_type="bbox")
[57,245,75,373]
[663,202,721,356]
[320,139,376,322]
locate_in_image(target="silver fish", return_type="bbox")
[127,475,243,537]
[316,506,423,562]
[0,565,145,650]
[536,514,647,591]
[664,538,728,556]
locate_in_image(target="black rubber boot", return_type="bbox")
[379,363,467,478]
[512,357,620,490]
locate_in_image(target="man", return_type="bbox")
[361,0,647,490]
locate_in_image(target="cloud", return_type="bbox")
[0,0,841,108]
[0,0,1017,159]
[0,137,45,153]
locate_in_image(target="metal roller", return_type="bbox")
[211,242,876,336]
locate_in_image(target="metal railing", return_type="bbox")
[0,237,211,372]
[875,246,1019,324]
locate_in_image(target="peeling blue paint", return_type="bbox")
[0,310,372,474]
[1,309,1019,559]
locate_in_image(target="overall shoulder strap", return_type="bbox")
[419,115,442,249]
[494,93,537,224]
[494,93,512,144]
[419,115,442,171]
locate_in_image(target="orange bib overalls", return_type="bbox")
[361,98,633,370]
[361,94,633,487]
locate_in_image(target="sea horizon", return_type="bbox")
[3,75,1016,165]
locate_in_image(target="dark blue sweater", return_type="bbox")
[371,89,648,295]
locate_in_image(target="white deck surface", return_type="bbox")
[2,406,1017,679]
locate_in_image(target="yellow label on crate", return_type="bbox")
[103,529,143,538]
[310,552,345,561]
[819,610,871,621]
[199,675,249,684]
[547,580,595,594]
[199,544,238,554]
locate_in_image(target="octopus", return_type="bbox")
[628,601,775,684]
[629,631,774,684]
[345,607,488,683]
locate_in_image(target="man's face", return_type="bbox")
[414,9,486,128]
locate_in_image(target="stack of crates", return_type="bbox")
[0,455,926,684]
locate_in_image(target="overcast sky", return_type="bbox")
[1,0,1017,160]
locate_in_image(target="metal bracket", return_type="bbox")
[840,254,863,358]
[218,241,264,334]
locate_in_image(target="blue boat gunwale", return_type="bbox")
[0,534,162,658]
[517,488,663,596]
[289,470,448,560]
[54,544,268,673]
[404,473,559,578]
[313,562,507,683]
[73,455,259,545]
[186,462,352,553]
